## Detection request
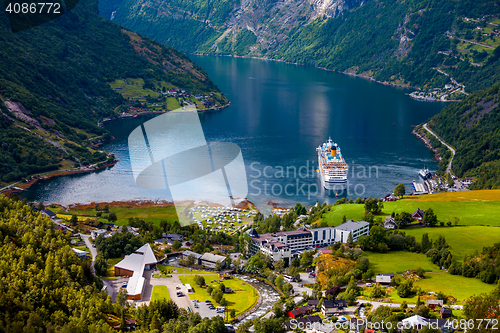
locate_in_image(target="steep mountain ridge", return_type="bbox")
[0,0,227,185]
[424,82,500,189]
[100,0,366,56]
[100,0,500,93]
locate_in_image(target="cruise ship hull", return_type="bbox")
[317,138,348,189]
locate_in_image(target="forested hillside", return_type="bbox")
[100,0,500,92]
[0,195,235,332]
[0,0,227,185]
[425,82,500,189]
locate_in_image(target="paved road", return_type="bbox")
[81,235,97,260]
[81,234,97,274]
[423,123,456,177]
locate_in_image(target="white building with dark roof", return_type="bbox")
[200,253,226,269]
[333,220,370,243]
[114,243,157,300]
[182,250,202,265]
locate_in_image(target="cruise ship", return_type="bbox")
[317,138,348,187]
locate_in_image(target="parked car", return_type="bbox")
[205,300,212,304]
[192,299,199,303]
[208,305,215,310]
[177,292,183,297]
[121,283,127,288]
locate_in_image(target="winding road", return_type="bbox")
[423,123,455,177]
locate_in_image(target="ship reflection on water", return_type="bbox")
[320,181,348,198]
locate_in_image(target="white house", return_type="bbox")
[375,273,395,284]
[91,229,108,239]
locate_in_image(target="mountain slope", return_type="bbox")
[0,0,227,184]
[99,0,500,93]
[422,82,500,189]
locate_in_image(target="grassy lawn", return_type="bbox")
[364,251,439,274]
[151,286,171,302]
[322,190,500,227]
[360,286,418,304]
[179,274,258,317]
[415,272,496,302]
[67,205,180,226]
[323,204,367,226]
[166,97,181,110]
[364,250,496,303]
[158,265,213,276]
[110,78,160,100]
[404,226,500,260]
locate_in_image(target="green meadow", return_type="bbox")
[66,205,180,226]
[414,272,496,302]
[364,251,439,274]
[404,226,500,260]
[323,190,500,227]
[364,251,496,302]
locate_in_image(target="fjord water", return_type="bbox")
[22,56,446,208]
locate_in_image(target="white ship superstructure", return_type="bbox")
[317,137,348,187]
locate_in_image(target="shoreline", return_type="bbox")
[2,101,233,195]
[56,198,256,214]
[191,53,422,91]
[0,160,119,197]
[412,128,443,162]
[100,102,232,125]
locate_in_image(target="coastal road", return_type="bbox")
[423,123,456,177]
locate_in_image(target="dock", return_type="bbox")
[412,181,427,194]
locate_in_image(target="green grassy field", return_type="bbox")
[364,251,497,302]
[178,274,258,317]
[151,285,171,302]
[415,272,496,302]
[323,190,500,227]
[67,205,180,226]
[404,226,500,260]
[364,251,439,274]
[110,78,160,100]
[166,97,181,110]
[158,265,212,276]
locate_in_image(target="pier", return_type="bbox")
[412,181,427,194]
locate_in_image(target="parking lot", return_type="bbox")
[192,300,225,319]
[102,276,130,302]
[299,272,316,285]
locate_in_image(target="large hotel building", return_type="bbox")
[247,220,370,261]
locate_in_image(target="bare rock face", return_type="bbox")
[106,0,368,56]
[308,0,367,19]
[210,0,368,55]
